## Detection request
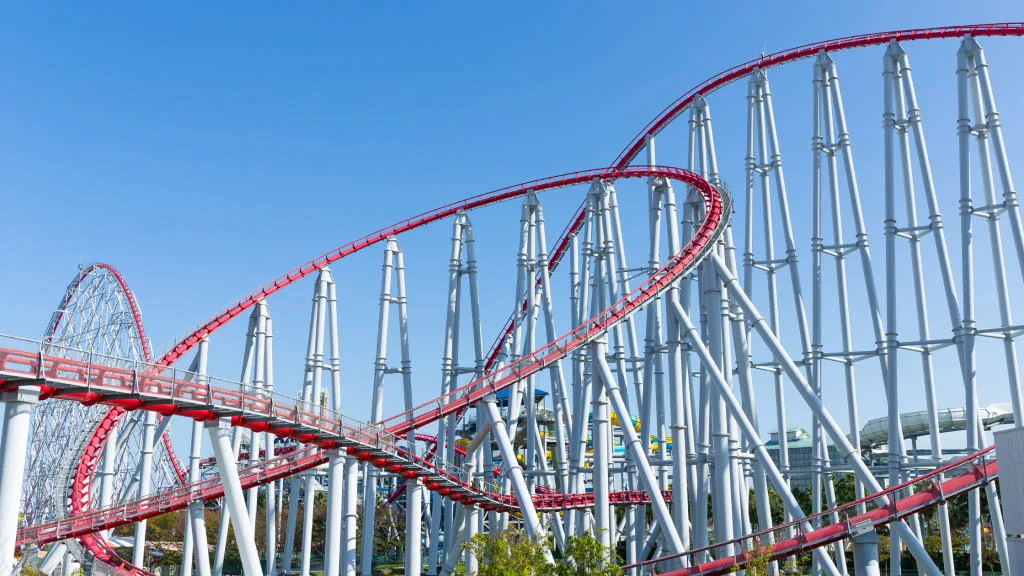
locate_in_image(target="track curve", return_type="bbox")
[45,22,1024,574]
[42,264,186,574]
[45,165,722,575]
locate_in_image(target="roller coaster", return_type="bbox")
[2,21,1024,576]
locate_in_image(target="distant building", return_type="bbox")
[764,427,841,491]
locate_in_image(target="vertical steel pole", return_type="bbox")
[342,454,358,576]
[888,42,956,574]
[190,500,213,576]
[285,288,323,575]
[302,273,329,576]
[668,298,841,576]
[131,410,157,567]
[958,42,984,576]
[0,388,38,575]
[882,43,905,576]
[264,314,279,576]
[363,240,396,576]
[704,245,734,558]
[852,530,881,576]
[405,478,423,576]
[658,176,692,547]
[98,419,118,540]
[324,450,344,576]
[714,254,942,576]
[187,340,212,576]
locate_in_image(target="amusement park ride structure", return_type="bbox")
[1,21,1024,576]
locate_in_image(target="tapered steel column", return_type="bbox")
[98,422,117,540]
[481,397,552,562]
[958,42,985,576]
[207,418,263,576]
[284,282,326,574]
[363,239,415,576]
[670,184,696,548]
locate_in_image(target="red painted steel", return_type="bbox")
[48,24,1024,572]
[45,263,187,572]
[14,166,719,573]
[634,447,997,576]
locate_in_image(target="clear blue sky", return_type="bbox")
[2,2,1023,456]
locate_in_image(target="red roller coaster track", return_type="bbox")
[45,263,188,573]
[42,22,1024,573]
[31,165,724,574]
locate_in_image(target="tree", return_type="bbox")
[461,528,553,576]
[747,487,785,530]
[731,539,773,576]
[553,535,622,576]
[372,497,406,561]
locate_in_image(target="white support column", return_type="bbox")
[669,296,842,576]
[481,397,552,563]
[593,338,685,564]
[958,41,985,576]
[207,419,264,576]
[323,451,344,576]
[364,239,399,576]
[190,501,213,576]
[342,455,359,576]
[187,339,212,576]
[285,283,325,576]
[405,478,423,576]
[852,530,881,576]
[132,410,157,567]
[264,315,279,576]
[98,423,118,540]
[655,176,693,547]
[712,254,943,576]
[0,387,38,575]
[282,474,302,575]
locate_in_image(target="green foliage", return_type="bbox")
[20,566,46,576]
[462,528,552,576]
[729,539,772,576]
[460,529,621,576]
[553,534,622,576]
[372,498,406,560]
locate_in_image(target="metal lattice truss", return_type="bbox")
[22,265,180,568]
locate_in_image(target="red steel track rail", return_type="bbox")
[26,166,725,573]
[50,22,1024,572]
[628,447,997,576]
[45,263,188,572]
